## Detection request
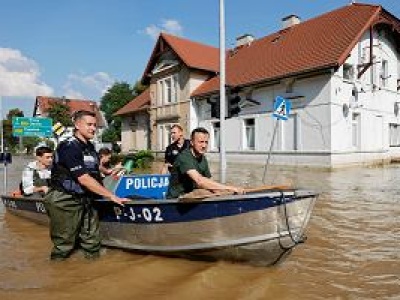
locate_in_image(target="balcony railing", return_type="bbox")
[154,103,179,120]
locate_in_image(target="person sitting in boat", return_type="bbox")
[98,147,123,178]
[161,124,190,174]
[167,127,245,199]
[20,145,53,198]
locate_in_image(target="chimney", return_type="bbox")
[235,34,255,48]
[282,15,301,29]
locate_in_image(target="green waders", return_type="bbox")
[44,189,101,260]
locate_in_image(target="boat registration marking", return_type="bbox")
[35,202,46,214]
[3,199,17,209]
[113,206,164,223]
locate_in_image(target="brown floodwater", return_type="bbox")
[0,157,399,300]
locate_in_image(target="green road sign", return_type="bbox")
[12,117,53,137]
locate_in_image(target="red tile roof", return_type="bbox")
[192,3,400,97]
[142,33,219,84]
[114,88,151,116]
[34,96,106,127]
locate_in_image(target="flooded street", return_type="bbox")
[0,156,399,300]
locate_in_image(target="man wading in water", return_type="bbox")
[45,110,129,261]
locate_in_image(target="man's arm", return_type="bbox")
[186,169,244,194]
[99,164,113,176]
[21,167,35,195]
[160,145,174,174]
[22,168,48,195]
[77,174,128,205]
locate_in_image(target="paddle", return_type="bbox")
[179,184,293,202]
[244,184,292,193]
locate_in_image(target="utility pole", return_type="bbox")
[219,0,227,183]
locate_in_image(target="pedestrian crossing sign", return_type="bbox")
[273,96,291,121]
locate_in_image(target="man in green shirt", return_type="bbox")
[167,127,244,198]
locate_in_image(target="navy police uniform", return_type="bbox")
[44,136,103,260]
[164,139,190,173]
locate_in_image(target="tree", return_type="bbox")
[7,108,24,120]
[22,136,41,154]
[100,81,146,142]
[2,108,24,151]
[47,102,73,127]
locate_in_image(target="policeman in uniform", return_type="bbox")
[161,124,190,174]
[45,110,128,260]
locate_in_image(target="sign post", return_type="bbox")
[262,96,292,183]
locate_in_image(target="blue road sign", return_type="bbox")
[12,117,53,137]
[273,96,291,121]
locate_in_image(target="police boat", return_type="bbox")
[2,173,318,266]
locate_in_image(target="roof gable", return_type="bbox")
[142,33,219,84]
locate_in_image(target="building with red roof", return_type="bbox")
[117,3,400,167]
[34,96,107,142]
[114,89,151,151]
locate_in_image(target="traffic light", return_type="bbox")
[208,99,220,118]
[228,95,241,118]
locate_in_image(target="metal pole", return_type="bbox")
[262,120,279,184]
[219,0,227,183]
[0,96,3,153]
[0,96,6,193]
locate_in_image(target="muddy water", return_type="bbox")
[0,157,399,300]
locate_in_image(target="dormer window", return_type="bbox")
[343,63,354,81]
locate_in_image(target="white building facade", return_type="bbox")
[195,25,400,167]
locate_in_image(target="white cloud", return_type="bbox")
[0,48,53,97]
[141,19,183,40]
[162,19,183,34]
[144,24,162,40]
[62,72,114,100]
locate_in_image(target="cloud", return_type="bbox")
[141,19,183,40]
[162,19,183,34]
[62,72,114,100]
[0,48,53,97]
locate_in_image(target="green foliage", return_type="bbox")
[47,102,73,127]
[2,119,17,151]
[101,127,120,143]
[1,108,24,152]
[22,136,41,154]
[124,150,154,170]
[100,82,135,123]
[100,81,148,143]
[7,108,24,120]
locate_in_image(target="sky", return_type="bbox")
[0,0,398,117]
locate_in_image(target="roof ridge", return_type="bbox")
[241,3,380,48]
[161,32,218,50]
[351,2,381,8]
[38,96,95,102]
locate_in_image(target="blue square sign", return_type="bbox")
[273,96,291,121]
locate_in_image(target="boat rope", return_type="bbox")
[272,191,307,265]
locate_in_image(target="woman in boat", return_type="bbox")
[21,145,53,198]
[167,127,244,199]
[98,147,123,178]
[44,110,129,261]
[161,124,190,174]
